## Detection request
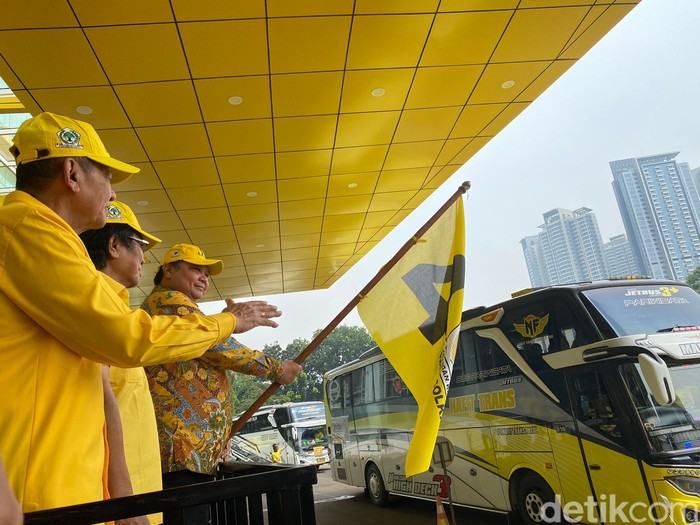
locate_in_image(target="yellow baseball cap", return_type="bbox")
[106,201,161,251]
[162,243,224,276]
[10,112,139,184]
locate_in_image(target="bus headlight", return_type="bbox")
[667,476,700,497]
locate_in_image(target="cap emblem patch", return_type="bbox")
[107,205,122,220]
[56,127,83,150]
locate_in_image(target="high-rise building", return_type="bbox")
[604,234,639,278]
[520,208,608,287]
[692,166,700,191]
[520,235,547,287]
[610,152,700,280]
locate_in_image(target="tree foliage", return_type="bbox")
[686,266,700,294]
[231,325,376,410]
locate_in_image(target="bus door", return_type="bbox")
[279,426,297,464]
[349,365,380,484]
[370,360,411,479]
[570,367,651,521]
[327,374,361,485]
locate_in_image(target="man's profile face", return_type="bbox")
[163,262,211,301]
[109,233,146,289]
[76,159,116,232]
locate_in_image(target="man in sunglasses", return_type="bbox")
[81,200,165,525]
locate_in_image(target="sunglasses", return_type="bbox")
[128,236,150,251]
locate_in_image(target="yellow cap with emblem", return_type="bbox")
[162,244,224,276]
[10,112,139,184]
[106,201,161,251]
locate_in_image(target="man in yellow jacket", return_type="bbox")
[0,112,282,514]
[81,200,166,525]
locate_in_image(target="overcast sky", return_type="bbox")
[204,0,700,350]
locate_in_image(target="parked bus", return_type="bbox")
[324,278,700,525]
[231,401,330,467]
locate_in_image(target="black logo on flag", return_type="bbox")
[402,254,466,345]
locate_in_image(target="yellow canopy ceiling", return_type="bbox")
[0,0,639,306]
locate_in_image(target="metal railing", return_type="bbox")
[24,462,317,525]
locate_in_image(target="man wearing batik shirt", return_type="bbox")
[142,243,301,525]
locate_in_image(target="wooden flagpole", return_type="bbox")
[229,181,470,436]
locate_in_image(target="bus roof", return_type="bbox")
[324,346,384,380]
[324,278,692,381]
[462,278,687,322]
[233,401,324,420]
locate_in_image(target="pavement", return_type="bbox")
[311,467,510,525]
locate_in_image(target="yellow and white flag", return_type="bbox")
[358,197,465,477]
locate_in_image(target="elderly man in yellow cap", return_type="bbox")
[0,112,283,514]
[142,244,302,525]
[80,200,165,525]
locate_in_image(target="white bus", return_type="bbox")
[324,278,700,525]
[231,401,330,467]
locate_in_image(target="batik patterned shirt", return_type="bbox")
[142,286,284,475]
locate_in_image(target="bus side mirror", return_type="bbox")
[638,353,675,405]
[292,427,298,441]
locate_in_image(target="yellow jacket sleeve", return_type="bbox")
[0,193,235,367]
[142,288,284,380]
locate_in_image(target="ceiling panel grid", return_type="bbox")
[0,0,639,306]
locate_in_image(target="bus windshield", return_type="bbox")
[581,284,700,337]
[621,362,700,454]
[299,425,328,450]
[289,403,325,422]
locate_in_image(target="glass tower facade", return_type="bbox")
[520,208,609,287]
[604,234,639,278]
[610,152,700,280]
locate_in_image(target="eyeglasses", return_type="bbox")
[128,236,149,252]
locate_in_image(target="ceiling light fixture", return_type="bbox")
[501,80,515,89]
[76,105,93,115]
[246,191,257,198]
[347,182,358,189]
[371,88,385,97]
[228,96,243,105]
[136,200,149,206]
[256,244,265,248]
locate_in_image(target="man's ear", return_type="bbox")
[107,234,122,258]
[62,158,81,193]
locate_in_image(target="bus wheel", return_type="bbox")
[365,463,389,507]
[516,473,559,525]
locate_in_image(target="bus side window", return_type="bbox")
[376,359,410,399]
[450,333,467,387]
[501,296,595,355]
[352,365,375,406]
[522,342,547,371]
[452,331,480,386]
[341,375,352,408]
[274,409,290,427]
[500,303,552,353]
[351,369,363,406]
[454,330,516,385]
[549,298,595,351]
[474,334,516,382]
[572,371,625,445]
